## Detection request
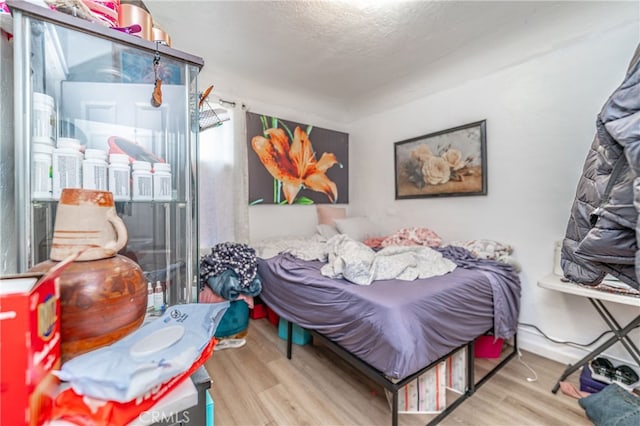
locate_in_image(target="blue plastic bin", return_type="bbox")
[278,318,311,345]
[206,391,214,426]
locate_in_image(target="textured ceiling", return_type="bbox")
[146,1,637,119]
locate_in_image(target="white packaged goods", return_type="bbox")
[108,153,130,201]
[32,92,56,143]
[446,347,467,394]
[52,138,83,199]
[153,162,172,200]
[83,149,108,191]
[32,142,53,199]
[131,160,153,201]
[386,361,447,414]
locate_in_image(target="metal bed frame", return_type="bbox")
[285,321,518,426]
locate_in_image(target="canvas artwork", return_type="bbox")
[247,112,349,205]
[394,120,487,199]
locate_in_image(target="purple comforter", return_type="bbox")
[258,248,520,380]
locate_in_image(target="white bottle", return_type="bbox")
[153,281,164,312]
[147,282,154,313]
[32,142,53,199]
[32,92,56,144]
[153,162,172,201]
[108,153,130,201]
[132,160,153,201]
[52,137,83,199]
[83,149,108,191]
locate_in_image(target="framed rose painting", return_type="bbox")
[394,120,487,199]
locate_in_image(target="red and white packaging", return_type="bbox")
[386,361,447,414]
[51,337,217,426]
[0,257,74,426]
[446,347,467,394]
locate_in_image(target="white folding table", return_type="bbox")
[537,274,640,393]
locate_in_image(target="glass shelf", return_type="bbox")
[9,0,203,305]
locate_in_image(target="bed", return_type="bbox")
[256,238,521,426]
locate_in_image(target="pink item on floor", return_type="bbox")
[474,335,504,358]
[199,286,255,308]
[559,381,591,399]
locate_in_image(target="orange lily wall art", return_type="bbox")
[247,112,349,205]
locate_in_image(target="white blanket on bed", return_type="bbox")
[320,235,456,285]
[252,234,328,261]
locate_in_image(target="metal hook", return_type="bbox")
[153,44,161,67]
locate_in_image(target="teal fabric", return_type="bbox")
[215,300,249,338]
[579,384,640,426]
[206,269,262,300]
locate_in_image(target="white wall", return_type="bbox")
[348,22,640,365]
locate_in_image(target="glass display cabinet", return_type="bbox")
[9,1,204,305]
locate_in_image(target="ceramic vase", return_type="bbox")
[29,255,147,363]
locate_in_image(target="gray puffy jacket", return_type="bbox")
[561,43,640,290]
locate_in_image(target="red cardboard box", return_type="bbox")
[0,257,74,426]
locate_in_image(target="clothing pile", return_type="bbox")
[200,242,262,306]
[363,227,442,249]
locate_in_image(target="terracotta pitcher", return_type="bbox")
[50,188,128,261]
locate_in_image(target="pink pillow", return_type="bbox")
[380,227,442,247]
[316,205,346,226]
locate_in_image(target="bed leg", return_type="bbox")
[392,389,398,426]
[467,340,475,394]
[286,320,293,360]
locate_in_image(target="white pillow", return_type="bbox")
[316,224,340,240]
[334,217,377,241]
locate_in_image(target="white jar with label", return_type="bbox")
[132,160,153,201]
[52,137,83,199]
[32,142,53,199]
[108,153,130,201]
[83,149,108,191]
[153,162,172,201]
[33,92,56,144]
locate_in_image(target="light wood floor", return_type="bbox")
[205,318,590,426]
